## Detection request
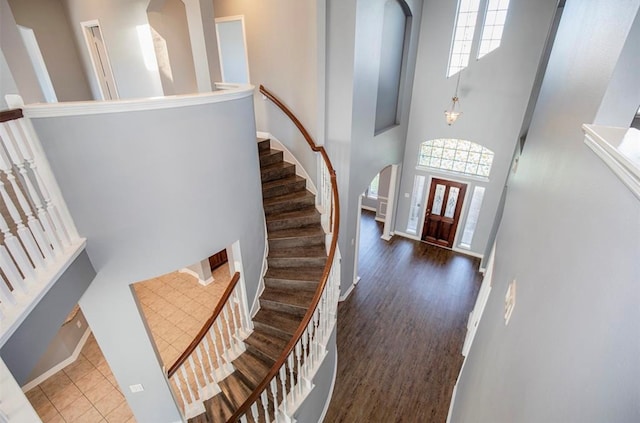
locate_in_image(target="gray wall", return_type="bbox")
[0,250,96,385]
[8,0,92,101]
[25,309,89,386]
[63,0,164,99]
[394,0,558,255]
[31,94,265,422]
[451,1,640,422]
[147,0,198,96]
[213,0,320,186]
[326,0,423,292]
[0,0,44,104]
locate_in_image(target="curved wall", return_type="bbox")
[25,87,265,422]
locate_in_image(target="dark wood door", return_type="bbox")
[421,178,467,248]
[208,249,228,271]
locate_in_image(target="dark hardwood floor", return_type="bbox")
[324,210,482,423]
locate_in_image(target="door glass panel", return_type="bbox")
[432,184,446,215]
[444,187,460,218]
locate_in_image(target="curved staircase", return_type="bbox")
[190,137,328,422]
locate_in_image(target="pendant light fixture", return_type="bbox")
[445,71,463,126]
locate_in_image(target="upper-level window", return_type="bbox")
[447,0,511,77]
[418,139,494,178]
[477,0,510,58]
[447,0,480,77]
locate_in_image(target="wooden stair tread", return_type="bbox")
[245,330,289,362]
[260,286,315,308]
[265,206,319,222]
[267,225,325,240]
[233,350,272,388]
[202,394,233,423]
[260,161,295,172]
[263,189,315,206]
[219,372,253,410]
[265,266,325,281]
[261,174,305,189]
[254,309,302,337]
[268,245,327,258]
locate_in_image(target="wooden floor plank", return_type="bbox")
[324,210,482,423]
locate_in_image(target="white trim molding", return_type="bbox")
[21,84,254,118]
[583,124,640,200]
[21,327,92,392]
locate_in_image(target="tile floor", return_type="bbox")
[25,264,233,422]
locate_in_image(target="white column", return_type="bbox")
[181,0,222,92]
[381,163,400,241]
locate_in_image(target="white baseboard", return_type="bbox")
[452,247,484,260]
[178,268,213,286]
[374,216,385,223]
[317,342,338,423]
[339,283,355,302]
[360,205,376,212]
[22,327,92,392]
[394,231,421,241]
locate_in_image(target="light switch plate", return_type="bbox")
[504,279,516,325]
[129,384,144,393]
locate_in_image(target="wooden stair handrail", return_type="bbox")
[0,109,23,123]
[227,86,341,422]
[167,271,241,377]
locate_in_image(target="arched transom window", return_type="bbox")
[418,138,494,178]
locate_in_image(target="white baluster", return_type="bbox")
[295,341,303,397]
[240,415,248,423]
[279,366,288,414]
[0,241,26,295]
[287,353,295,403]
[270,379,280,423]
[0,274,15,306]
[0,125,47,268]
[195,346,210,386]
[202,334,218,382]
[8,120,66,252]
[208,329,224,370]
[173,372,189,413]
[180,365,198,406]
[222,306,234,344]
[216,318,229,360]
[187,356,203,399]
[230,289,241,336]
[312,308,320,369]
[0,196,34,281]
[261,390,271,423]
[250,403,259,422]
[301,327,309,378]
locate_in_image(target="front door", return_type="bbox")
[421,178,467,248]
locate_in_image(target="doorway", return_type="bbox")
[421,177,467,248]
[81,21,118,100]
[215,16,250,84]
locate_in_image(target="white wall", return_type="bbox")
[63,0,164,99]
[451,1,640,421]
[8,0,92,101]
[0,49,19,109]
[147,0,198,95]
[394,0,558,255]
[0,0,44,104]
[326,0,423,293]
[31,94,265,422]
[213,0,319,182]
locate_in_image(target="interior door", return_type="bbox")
[421,178,467,248]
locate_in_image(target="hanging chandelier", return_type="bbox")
[445,72,463,126]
